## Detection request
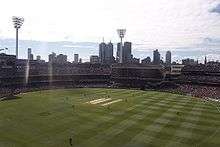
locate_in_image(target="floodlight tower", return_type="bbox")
[12,16,24,59]
[117,29,126,63]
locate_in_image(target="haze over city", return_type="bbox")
[0,0,220,61]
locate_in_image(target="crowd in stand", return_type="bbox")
[182,63,220,73]
[0,88,12,98]
[1,61,220,100]
[2,83,219,100]
[169,84,220,99]
[111,67,163,79]
[179,63,220,85]
[180,75,220,84]
[0,87,50,98]
[0,82,110,99]
[15,63,111,76]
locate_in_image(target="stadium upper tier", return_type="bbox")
[182,63,220,75]
[0,54,220,87]
[178,63,220,85]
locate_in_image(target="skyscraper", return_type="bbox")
[182,58,198,65]
[36,55,41,61]
[116,42,132,63]
[165,51,171,65]
[49,52,56,63]
[27,48,33,60]
[28,48,31,59]
[74,54,79,63]
[36,55,45,63]
[99,42,106,63]
[90,55,99,63]
[106,41,114,64]
[56,54,67,63]
[31,54,33,60]
[116,43,122,63]
[99,41,114,64]
[123,42,132,63]
[79,58,82,63]
[153,49,160,65]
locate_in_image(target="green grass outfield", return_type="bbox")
[0,88,220,147]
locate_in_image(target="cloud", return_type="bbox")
[210,3,220,14]
[62,44,97,49]
[203,37,220,44]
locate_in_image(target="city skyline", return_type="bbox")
[0,0,220,62]
[0,38,220,63]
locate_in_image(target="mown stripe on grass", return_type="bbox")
[73,93,164,145]
[100,97,185,147]
[190,101,220,147]
[81,95,187,147]
[164,102,201,147]
[31,91,161,146]
[125,95,191,146]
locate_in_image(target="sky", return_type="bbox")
[0,0,220,62]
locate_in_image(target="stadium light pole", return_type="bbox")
[117,29,126,63]
[12,16,24,59]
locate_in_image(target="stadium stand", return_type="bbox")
[111,64,165,88]
[178,63,220,85]
[0,54,220,100]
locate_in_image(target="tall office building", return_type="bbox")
[30,54,33,61]
[79,58,82,63]
[48,52,67,63]
[99,41,114,64]
[153,49,160,65]
[123,42,132,63]
[116,43,122,63]
[204,56,207,65]
[49,52,56,63]
[74,54,79,63]
[56,54,67,63]
[36,55,41,61]
[99,42,106,63]
[182,58,198,65]
[165,51,171,65]
[27,48,33,60]
[116,42,132,63]
[90,55,99,63]
[28,48,31,59]
[106,42,114,64]
[36,55,45,63]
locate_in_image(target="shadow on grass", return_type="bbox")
[38,111,51,116]
[1,95,22,101]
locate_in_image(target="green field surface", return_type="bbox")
[0,88,220,147]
